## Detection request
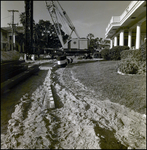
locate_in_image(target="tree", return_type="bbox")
[19,12,26,26]
[34,20,69,49]
[15,32,25,53]
[87,34,110,53]
[87,33,94,41]
[87,33,95,53]
[19,11,69,54]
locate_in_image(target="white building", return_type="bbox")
[105,1,146,50]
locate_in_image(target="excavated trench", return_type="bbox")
[1,60,146,149]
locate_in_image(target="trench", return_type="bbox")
[1,61,146,149]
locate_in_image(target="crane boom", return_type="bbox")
[45,0,65,47]
[45,0,80,48]
[56,1,80,39]
[45,0,89,52]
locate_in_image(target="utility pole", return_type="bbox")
[24,0,33,54]
[8,10,19,51]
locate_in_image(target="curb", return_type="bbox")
[1,65,39,94]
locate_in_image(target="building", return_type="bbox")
[1,28,9,51]
[105,1,146,50]
[1,26,25,52]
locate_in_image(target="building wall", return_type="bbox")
[105,1,146,50]
[1,29,9,50]
[1,27,25,52]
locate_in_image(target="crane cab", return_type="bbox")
[64,38,89,51]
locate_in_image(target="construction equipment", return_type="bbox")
[45,0,89,54]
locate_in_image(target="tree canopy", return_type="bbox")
[87,33,110,53]
[19,12,69,54]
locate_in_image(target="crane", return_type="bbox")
[45,0,89,52]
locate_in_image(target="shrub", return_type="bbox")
[140,41,146,61]
[118,56,138,74]
[109,46,129,60]
[118,54,146,74]
[120,49,142,61]
[101,46,129,60]
[118,42,146,75]
[100,48,110,60]
[137,61,146,74]
[121,41,146,61]
[93,52,102,58]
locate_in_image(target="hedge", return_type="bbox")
[93,52,102,58]
[121,42,146,61]
[118,56,146,74]
[118,56,139,74]
[120,49,142,61]
[100,48,110,60]
[100,46,129,60]
[109,46,129,60]
[118,42,146,74]
[140,41,146,61]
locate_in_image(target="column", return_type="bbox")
[135,23,141,49]
[128,30,132,48]
[114,36,118,47]
[110,39,113,49]
[119,30,124,46]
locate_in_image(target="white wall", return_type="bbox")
[79,39,88,50]
[70,38,79,49]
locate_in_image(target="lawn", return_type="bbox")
[72,60,146,114]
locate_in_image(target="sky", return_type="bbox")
[1,1,131,39]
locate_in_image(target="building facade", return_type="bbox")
[1,26,25,52]
[1,28,9,51]
[105,1,146,50]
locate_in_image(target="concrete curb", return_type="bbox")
[1,65,39,94]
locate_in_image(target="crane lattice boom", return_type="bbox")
[45,0,80,48]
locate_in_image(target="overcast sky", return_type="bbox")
[1,1,131,39]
